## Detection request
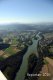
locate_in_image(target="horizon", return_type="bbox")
[0,22,53,25]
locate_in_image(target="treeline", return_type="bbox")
[0,43,10,50]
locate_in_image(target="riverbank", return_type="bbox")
[0,32,42,80]
[0,45,28,80]
[15,33,41,80]
[24,39,44,80]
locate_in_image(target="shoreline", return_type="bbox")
[0,46,28,80]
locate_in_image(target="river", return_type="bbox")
[15,33,41,80]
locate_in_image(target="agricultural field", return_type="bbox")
[43,32,53,39]
[0,45,20,60]
[4,46,20,54]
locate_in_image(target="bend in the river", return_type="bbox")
[15,32,41,80]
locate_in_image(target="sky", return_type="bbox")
[0,0,53,24]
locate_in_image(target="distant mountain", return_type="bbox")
[0,23,53,32]
[0,24,35,31]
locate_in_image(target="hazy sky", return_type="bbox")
[0,0,53,24]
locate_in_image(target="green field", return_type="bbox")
[4,46,17,55]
